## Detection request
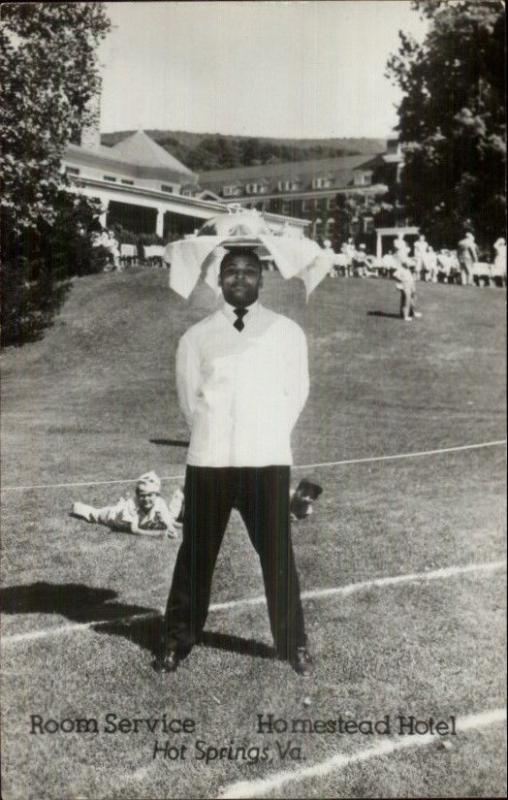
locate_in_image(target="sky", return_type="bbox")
[98,1,428,139]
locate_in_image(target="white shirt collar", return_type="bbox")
[221,299,260,324]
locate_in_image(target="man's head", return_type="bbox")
[219,249,263,308]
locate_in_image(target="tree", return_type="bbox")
[1,3,111,231]
[0,4,111,347]
[332,193,386,251]
[386,0,505,249]
[1,193,107,347]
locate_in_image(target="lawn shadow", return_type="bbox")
[2,583,276,662]
[98,616,276,660]
[0,582,153,624]
[199,630,276,661]
[149,438,189,447]
[96,613,163,656]
[367,310,401,319]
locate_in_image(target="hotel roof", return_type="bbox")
[198,152,387,195]
[110,130,194,176]
[65,130,198,184]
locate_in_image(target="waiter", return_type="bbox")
[155,247,312,676]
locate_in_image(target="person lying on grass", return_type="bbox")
[290,479,323,521]
[71,471,183,539]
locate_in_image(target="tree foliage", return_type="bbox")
[386,0,505,248]
[1,193,108,347]
[102,130,381,172]
[1,2,111,230]
[1,3,111,347]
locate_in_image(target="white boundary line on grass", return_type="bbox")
[1,439,506,493]
[2,559,505,646]
[217,707,507,799]
[208,558,507,611]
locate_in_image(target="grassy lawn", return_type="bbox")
[1,268,506,799]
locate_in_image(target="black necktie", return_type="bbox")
[233,307,248,332]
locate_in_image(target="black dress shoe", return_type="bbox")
[290,646,313,676]
[152,650,181,673]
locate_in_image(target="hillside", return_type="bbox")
[100,129,386,172]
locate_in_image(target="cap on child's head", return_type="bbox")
[136,471,161,493]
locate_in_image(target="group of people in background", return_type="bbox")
[93,223,507,293]
[325,233,507,289]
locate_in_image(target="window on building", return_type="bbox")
[121,179,134,186]
[103,175,117,182]
[277,180,299,192]
[161,184,174,193]
[354,171,373,187]
[312,176,331,190]
[65,166,80,177]
[223,184,240,197]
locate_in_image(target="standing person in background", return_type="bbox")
[457,232,478,286]
[155,247,312,677]
[382,249,396,278]
[393,260,422,321]
[352,243,369,278]
[322,239,338,277]
[492,237,506,287]
[436,249,451,283]
[413,235,428,281]
[344,237,355,278]
[423,245,438,283]
[393,234,410,268]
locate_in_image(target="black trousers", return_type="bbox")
[162,465,306,659]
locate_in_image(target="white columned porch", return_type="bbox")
[155,207,164,237]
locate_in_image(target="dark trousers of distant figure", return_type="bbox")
[162,465,306,660]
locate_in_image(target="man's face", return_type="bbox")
[219,254,263,307]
